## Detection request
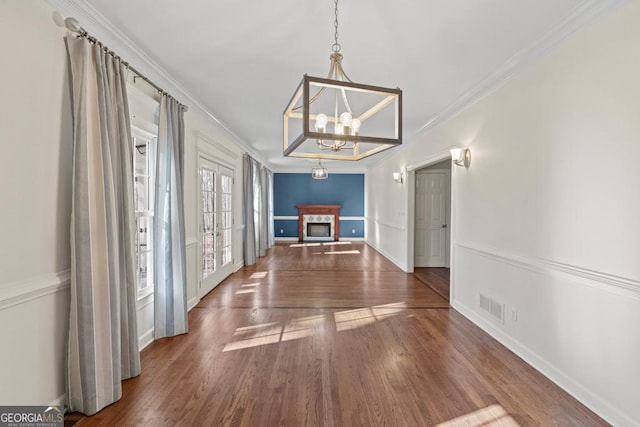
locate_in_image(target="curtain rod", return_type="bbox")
[64,17,188,111]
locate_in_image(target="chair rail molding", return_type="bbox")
[455,242,640,296]
[0,270,71,310]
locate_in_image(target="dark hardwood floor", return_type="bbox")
[72,242,606,426]
[414,267,450,302]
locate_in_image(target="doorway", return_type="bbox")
[412,158,452,301]
[199,157,235,297]
[414,161,451,267]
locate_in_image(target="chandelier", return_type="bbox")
[283,0,402,161]
[311,161,329,179]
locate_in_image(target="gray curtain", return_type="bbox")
[66,35,140,415]
[154,96,188,338]
[259,165,270,256]
[243,155,274,265]
[243,154,257,265]
[266,169,275,248]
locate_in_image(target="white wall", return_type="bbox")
[367,2,640,425]
[0,1,72,405]
[0,0,253,407]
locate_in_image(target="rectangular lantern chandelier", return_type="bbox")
[283,0,402,161]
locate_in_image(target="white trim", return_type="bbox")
[275,215,366,221]
[339,237,365,242]
[407,150,453,172]
[275,237,298,242]
[455,242,640,296]
[49,393,67,411]
[136,287,154,303]
[136,293,154,309]
[432,1,627,131]
[196,131,240,164]
[185,238,198,248]
[451,299,635,427]
[0,270,71,310]
[138,328,155,351]
[368,218,406,232]
[234,260,245,272]
[46,0,271,169]
[365,239,405,271]
[371,0,627,168]
[187,296,200,311]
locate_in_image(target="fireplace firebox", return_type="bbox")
[307,222,331,238]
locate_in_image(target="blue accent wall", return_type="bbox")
[274,173,364,238]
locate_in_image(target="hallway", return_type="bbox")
[72,242,605,426]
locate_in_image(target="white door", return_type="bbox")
[415,171,449,267]
[199,158,235,297]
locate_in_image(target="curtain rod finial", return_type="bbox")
[64,17,82,33]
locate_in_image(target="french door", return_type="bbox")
[199,157,234,297]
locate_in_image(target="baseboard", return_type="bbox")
[451,299,636,427]
[274,237,298,242]
[365,239,405,271]
[187,296,199,311]
[49,393,68,412]
[234,260,245,272]
[138,328,154,351]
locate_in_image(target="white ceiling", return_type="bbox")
[78,0,614,172]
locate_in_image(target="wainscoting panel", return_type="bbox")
[365,218,407,270]
[452,243,640,426]
[0,277,70,406]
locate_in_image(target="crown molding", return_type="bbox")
[370,0,628,169]
[45,0,272,166]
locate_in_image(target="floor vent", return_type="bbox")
[479,293,504,323]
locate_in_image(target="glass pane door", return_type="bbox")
[200,165,216,279]
[199,158,234,297]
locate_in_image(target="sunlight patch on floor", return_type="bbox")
[235,289,255,295]
[312,250,361,255]
[334,302,406,332]
[436,405,519,427]
[223,303,407,351]
[289,243,322,248]
[223,316,326,352]
[250,272,268,279]
[281,315,325,342]
[322,241,352,246]
[241,282,261,287]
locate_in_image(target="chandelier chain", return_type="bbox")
[332,0,341,53]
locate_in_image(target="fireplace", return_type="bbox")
[307,222,331,238]
[296,205,341,242]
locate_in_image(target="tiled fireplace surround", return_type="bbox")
[296,204,341,242]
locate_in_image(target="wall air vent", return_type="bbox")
[479,293,504,324]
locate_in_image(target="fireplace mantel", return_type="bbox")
[296,204,341,242]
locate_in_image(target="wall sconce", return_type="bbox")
[450,147,471,168]
[392,172,404,184]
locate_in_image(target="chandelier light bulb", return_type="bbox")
[351,118,361,134]
[340,112,352,127]
[315,113,328,131]
[334,124,344,135]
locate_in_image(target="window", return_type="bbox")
[133,132,156,295]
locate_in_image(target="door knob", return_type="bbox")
[442,224,448,228]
